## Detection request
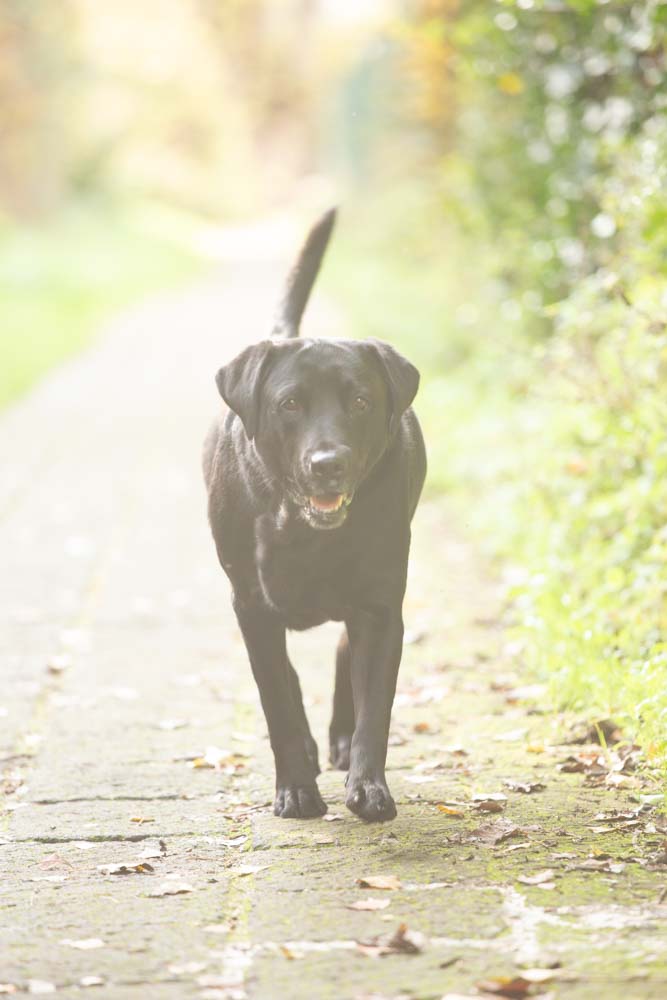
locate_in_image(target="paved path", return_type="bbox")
[1,254,666,999]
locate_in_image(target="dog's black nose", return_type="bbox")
[309,448,349,481]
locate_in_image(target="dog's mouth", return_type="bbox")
[309,493,347,513]
[300,492,352,529]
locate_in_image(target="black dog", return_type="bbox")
[203,210,426,822]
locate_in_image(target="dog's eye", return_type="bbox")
[280,397,300,412]
[353,395,370,413]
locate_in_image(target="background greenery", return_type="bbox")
[331,0,667,767]
[2,0,666,767]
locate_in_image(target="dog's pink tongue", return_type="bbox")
[310,494,343,512]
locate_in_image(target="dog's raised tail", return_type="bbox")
[272,207,337,338]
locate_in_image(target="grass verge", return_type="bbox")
[0,200,204,409]
[326,189,667,779]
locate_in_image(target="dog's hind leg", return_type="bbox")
[329,627,354,770]
[287,657,320,776]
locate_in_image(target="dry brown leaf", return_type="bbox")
[219,835,247,848]
[473,820,520,846]
[568,859,625,874]
[98,862,154,876]
[503,780,546,794]
[386,922,424,954]
[476,976,532,998]
[130,816,155,824]
[413,721,432,733]
[473,800,505,814]
[356,875,402,891]
[347,898,391,911]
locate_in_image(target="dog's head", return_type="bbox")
[216,338,419,529]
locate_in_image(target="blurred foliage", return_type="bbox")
[333,0,667,764]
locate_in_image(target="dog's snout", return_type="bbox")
[309,448,350,482]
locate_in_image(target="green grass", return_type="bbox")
[0,201,204,409]
[326,188,667,781]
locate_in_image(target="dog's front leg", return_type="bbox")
[233,596,327,818]
[345,608,403,822]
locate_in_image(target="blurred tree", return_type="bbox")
[0,0,79,216]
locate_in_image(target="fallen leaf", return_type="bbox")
[413,721,433,733]
[472,820,520,846]
[356,875,402,891]
[472,799,506,814]
[78,977,105,988]
[437,805,464,817]
[219,835,247,848]
[130,817,155,824]
[566,718,622,746]
[202,923,231,935]
[356,922,425,958]
[568,859,625,874]
[476,976,531,998]
[61,938,105,950]
[518,869,555,886]
[0,987,16,996]
[347,898,391,911]
[191,746,232,769]
[279,944,303,960]
[27,983,56,996]
[323,813,344,822]
[97,863,154,876]
[503,780,546,794]
[386,922,425,954]
[472,792,507,804]
[148,880,194,896]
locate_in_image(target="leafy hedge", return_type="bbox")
[394,0,667,756]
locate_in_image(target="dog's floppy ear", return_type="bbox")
[215,341,274,440]
[365,339,420,435]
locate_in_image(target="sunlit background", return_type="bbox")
[2,0,667,769]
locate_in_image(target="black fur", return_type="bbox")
[203,211,426,822]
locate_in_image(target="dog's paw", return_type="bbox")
[345,777,396,823]
[329,733,351,771]
[274,783,327,819]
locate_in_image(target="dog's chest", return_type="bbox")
[254,527,354,628]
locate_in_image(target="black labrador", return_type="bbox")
[203,210,426,822]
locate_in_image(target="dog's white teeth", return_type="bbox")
[310,494,344,513]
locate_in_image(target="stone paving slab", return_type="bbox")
[1,255,667,999]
